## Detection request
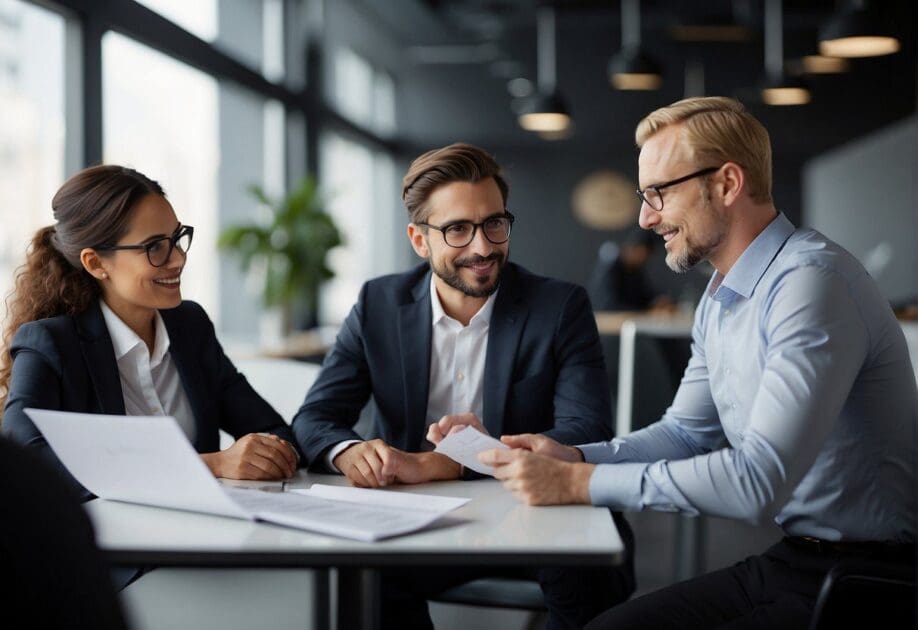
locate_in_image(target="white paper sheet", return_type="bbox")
[434,427,509,476]
[292,484,468,512]
[229,486,461,541]
[25,408,248,519]
[25,408,468,541]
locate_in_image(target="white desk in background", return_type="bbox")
[599,313,704,583]
[86,472,623,630]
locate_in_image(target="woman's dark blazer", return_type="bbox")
[2,300,300,500]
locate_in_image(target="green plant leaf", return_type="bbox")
[219,176,343,320]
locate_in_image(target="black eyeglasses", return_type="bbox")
[416,212,515,248]
[636,166,721,212]
[94,225,194,267]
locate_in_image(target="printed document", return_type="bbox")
[24,408,468,541]
[434,427,509,476]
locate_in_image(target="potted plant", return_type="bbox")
[218,177,342,335]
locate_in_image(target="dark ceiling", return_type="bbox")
[362,0,917,160]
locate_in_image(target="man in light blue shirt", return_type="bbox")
[434,96,917,628]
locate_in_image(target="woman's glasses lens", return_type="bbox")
[147,229,193,267]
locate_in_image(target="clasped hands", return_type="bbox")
[335,412,595,505]
[201,432,299,481]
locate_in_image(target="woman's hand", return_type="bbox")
[201,433,298,480]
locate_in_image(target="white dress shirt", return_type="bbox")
[325,275,498,468]
[100,300,197,443]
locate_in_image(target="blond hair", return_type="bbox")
[636,97,773,204]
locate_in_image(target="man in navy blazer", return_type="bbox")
[294,260,613,463]
[292,143,634,629]
[3,300,299,501]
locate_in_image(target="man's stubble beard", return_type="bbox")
[666,187,725,274]
[430,250,507,298]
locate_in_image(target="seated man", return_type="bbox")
[588,226,670,312]
[466,97,917,629]
[292,143,634,628]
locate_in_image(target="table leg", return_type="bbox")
[312,568,330,630]
[674,514,706,582]
[335,567,380,630]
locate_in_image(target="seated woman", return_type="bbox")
[0,165,300,501]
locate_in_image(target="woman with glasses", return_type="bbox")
[0,165,300,502]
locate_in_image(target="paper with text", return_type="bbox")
[25,408,467,541]
[434,428,509,475]
[25,408,248,519]
[230,486,462,541]
[292,484,468,512]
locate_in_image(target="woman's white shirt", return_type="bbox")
[99,300,196,442]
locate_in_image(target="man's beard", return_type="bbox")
[664,192,725,274]
[430,251,506,298]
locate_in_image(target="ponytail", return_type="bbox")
[0,165,164,416]
[0,226,100,411]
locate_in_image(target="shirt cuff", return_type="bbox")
[577,441,620,464]
[324,440,362,472]
[588,462,648,510]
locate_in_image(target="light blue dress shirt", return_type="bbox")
[581,213,917,543]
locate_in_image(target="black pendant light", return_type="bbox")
[608,0,662,91]
[518,8,572,134]
[820,1,900,58]
[760,0,810,106]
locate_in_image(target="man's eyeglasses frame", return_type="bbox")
[636,166,722,212]
[415,211,515,248]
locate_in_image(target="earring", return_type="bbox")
[101,272,108,279]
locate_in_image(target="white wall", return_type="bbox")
[803,116,918,304]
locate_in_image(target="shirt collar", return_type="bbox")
[99,300,171,367]
[429,274,498,327]
[711,213,795,301]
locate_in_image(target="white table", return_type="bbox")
[86,472,623,629]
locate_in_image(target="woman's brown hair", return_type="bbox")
[0,165,165,411]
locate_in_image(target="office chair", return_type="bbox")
[808,557,917,630]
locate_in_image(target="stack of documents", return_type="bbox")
[25,409,467,542]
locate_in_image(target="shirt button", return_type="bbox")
[732,403,737,409]
[457,372,464,382]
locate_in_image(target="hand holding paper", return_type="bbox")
[426,412,489,445]
[499,433,585,463]
[434,427,509,476]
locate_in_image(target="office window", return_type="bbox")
[134,0,218,42]
[103,32,221,321]
[319,133,400,324]
[103,32,286,339]
[331,47,396,137]
[137,0,284,82]
[373,70,396,138]
[0,0,66,307]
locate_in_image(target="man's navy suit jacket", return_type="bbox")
[2,300,298,500]
[292,262,614,468]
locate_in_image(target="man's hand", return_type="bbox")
[333,439,399,487]
[500,433,585,463]
[478,448,595,506]
[333,440,462,487]
[201,433,298,480]
[426,412,488,446]
[390,451,462,484]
